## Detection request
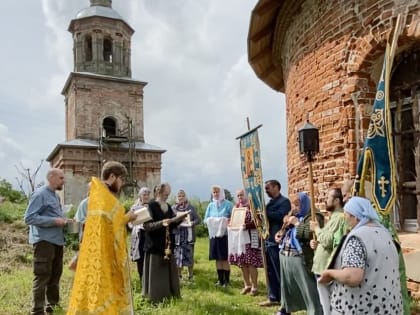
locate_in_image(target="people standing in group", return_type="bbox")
[309,188,347,315]
[204,185,233,288]
[319,196,403,314]
[274,192,323,315]
[259,179,291,307]
[24,168,66,315]
[228,188,263,296]
[129,187,152,280]
[142,183,188,303]
[66,161,137,315]
[172,189,201,281]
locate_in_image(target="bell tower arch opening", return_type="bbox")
[103,36,113,63]
[102,116,117,137]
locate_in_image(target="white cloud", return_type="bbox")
[0,0,288,199]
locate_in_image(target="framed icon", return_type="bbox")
[229,207,247,229]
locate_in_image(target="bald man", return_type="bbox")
[24,168,67,315]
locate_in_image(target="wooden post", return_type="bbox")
[308,159,316,221]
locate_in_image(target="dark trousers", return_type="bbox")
[265,242,281,302]
[136,229,146,279]
[31,241,63,315]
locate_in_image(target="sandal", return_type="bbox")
[240,286,252,294]
[250,288,258,296]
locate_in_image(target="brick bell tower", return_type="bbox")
[47,0,165,205]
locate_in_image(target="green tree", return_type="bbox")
[0,178,26,203]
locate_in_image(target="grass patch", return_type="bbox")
[2,234,418,314]
[0,237,290,315]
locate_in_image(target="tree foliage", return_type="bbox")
[0,178,26,203]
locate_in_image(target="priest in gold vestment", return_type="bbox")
[66,162,136,315]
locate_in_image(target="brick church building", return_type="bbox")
[47,0,164,205]
[248,0,420,232]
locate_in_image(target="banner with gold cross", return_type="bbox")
[237,124,270,239]
[354,31,399,215]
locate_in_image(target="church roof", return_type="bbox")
[70,4,134,34]
[248,0,304,92]
[46,138,166,162]
[75,5,123,21]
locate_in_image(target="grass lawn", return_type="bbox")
[0,237,307,315]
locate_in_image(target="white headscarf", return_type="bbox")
[343,196,380,230]
[211,185,225,207]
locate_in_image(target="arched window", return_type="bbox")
[103,37,113,62]
[85,35,92,61]
[103,117,116,136]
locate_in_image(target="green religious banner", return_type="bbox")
[353,15,410,315]
[236,124,269,240]
[353,42,397,215]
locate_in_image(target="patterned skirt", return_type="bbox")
[229,243,263,268]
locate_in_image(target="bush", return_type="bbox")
[0,201,27,223]
[0,179,26,203]
[189,198,209,238]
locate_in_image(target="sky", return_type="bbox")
[0,0,288,201]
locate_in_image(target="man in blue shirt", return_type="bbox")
[24,168,66,315]
[259,179,291,307]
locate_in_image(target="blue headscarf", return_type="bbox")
[296,192,310,218]
[344,196,380,231]
[280,192,311,253]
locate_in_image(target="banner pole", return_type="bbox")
[308,159,316,221]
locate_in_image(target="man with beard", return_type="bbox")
[24,168,67,315]
[309,188,347,315]
[259,179,291,307]
[66,161,137,315]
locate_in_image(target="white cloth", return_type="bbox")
[205,217,229,238]
[228,227,250,256]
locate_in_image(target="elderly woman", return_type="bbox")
[228,189,263,295]
[129,187,151,280]
[319,196,403,314]
[204,185,233,287]
[274,192,323,315]
[142,183,188,303]
[172,189,201,280]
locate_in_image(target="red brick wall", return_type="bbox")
[274,0,420,208]
[64,74,146,142]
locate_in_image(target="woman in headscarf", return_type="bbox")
[204,185,233,287]
[129,187,151,280]
[172,189,201,280]
[319,196,403,315]
[142,183,188,303]
[274,192,324,315]
[228,188,263,295]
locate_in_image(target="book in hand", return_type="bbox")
[173,210,191,225]
[132,206,152,225]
